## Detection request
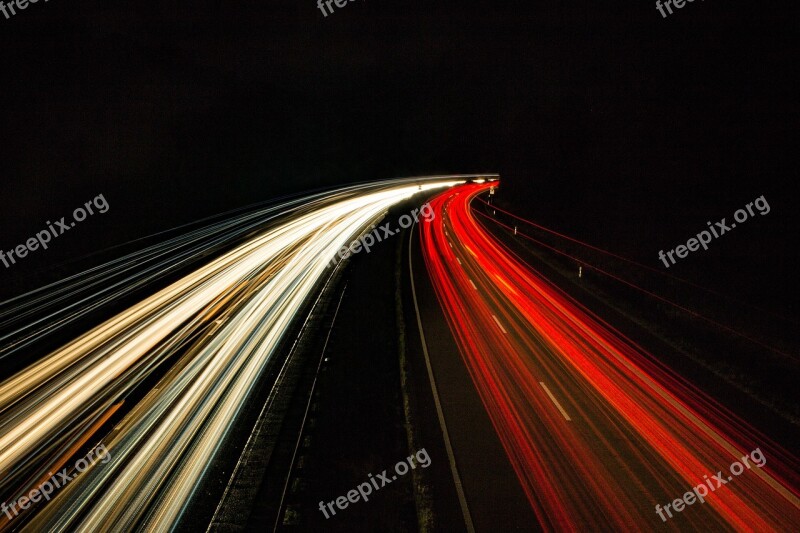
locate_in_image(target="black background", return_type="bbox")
[1,0,797,316]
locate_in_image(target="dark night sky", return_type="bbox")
[1,0,797,314]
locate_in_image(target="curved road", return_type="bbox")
[0,178,461,532]
[418,182,800,531]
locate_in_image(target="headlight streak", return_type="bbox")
[0,178,461,361]
[0,179,461,532]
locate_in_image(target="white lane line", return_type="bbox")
[469,279,477,290]
[409,224,476,533]
[273,286,349,531]
[456,257,462,265]
[491,314,507,334]
[539,382,572,421]
[449,241,453,248]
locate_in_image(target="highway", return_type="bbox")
[2,176,797,532]
[418,182,800,530]
[0,178,461,532]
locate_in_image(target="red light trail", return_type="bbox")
[420,182,800,530]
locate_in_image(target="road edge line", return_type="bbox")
[408,222,476,533]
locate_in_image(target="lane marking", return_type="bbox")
[539,382,572,421]
[469,279,477,290]
[491,314,507,334]
[210,264,348,532]
[273,286,349,531]
[409,224,476,533]
[456,257,462,265]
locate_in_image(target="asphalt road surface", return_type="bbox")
[416,181,800,531]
